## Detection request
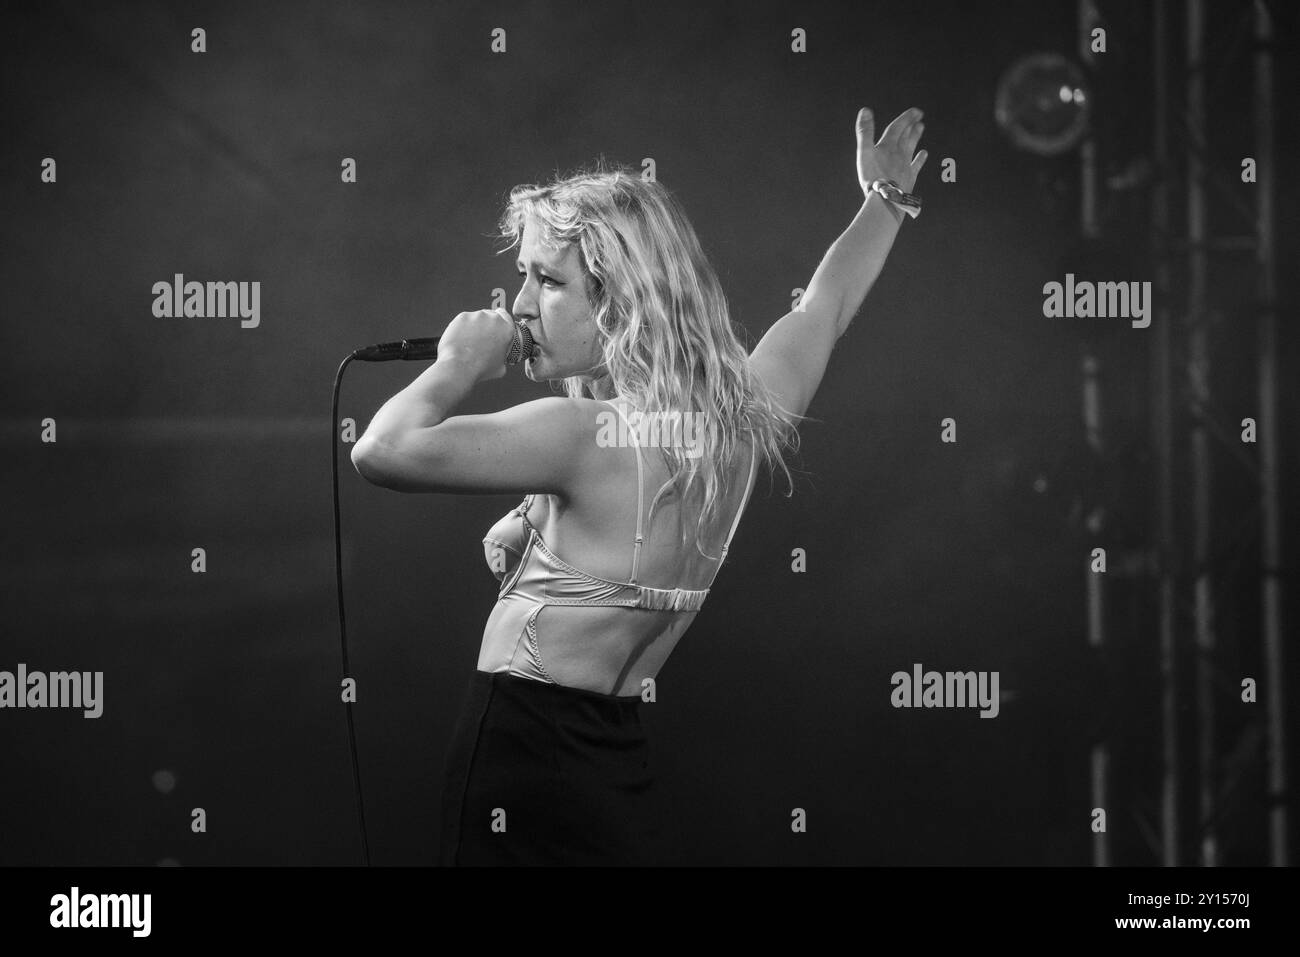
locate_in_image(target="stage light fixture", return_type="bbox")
[995,52,1092,156]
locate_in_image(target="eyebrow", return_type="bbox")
[516,257,561,273]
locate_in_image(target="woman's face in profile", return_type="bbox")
[513,218,604,382]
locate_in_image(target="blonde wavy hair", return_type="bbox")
[496,160,802,558]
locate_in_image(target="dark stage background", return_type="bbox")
[2,0,1296,866]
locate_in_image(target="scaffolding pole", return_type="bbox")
[1078,0,1109,869]
[1253,0,1287,867]
[1186,0,1220,868]
[1151,0,1180,867]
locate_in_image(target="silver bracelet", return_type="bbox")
[869,178,922,219]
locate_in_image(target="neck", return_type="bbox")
[584,370,616,401]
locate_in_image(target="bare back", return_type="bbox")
[477,396,759,696]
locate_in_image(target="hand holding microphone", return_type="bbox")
[351,307,534,376]
[437,308,534,381]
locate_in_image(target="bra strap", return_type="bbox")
[516,494,536,530]
[605,399,646,584]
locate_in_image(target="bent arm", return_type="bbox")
[351,357,598,496]
[749,192,905,419]
[355,354,481,444]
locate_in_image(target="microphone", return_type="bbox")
[351,321,535,364]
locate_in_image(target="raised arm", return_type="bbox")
[749,107,927,419]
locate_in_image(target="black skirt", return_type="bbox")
[438,669,676,866]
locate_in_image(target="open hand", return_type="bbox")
[856,107,928,198]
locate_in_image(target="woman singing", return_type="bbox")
[352,106,927,865]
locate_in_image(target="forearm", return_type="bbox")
[356,356,479,446]
[803,192,905,339]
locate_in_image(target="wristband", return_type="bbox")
[869,178,922,219]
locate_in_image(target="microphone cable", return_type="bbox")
[330,323,533,865]
[331,351,371,866]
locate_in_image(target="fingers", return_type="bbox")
[902,116,925,156]
[911,149,929,176]
[856,107,875,148]
[881,107,923,148]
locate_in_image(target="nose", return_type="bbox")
[512,285,537,324]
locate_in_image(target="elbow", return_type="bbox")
[351,430,448,493]
[351,435,392,486]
